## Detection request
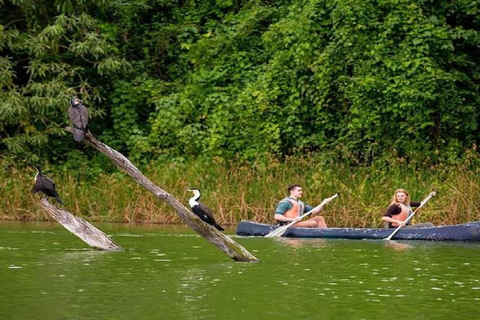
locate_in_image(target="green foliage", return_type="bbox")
[0,2,128,164]
[147,3,287,160]
[105,75,161,162]
[144,0,480,164]
[1,0,480,168]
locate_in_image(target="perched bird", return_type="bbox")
[31,165,64,205]
[187,188,224,231]
[68,96,89,142]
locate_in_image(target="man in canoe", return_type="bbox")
[382,189,434,228]
[274,184,328,228]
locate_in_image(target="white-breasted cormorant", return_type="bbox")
[68,96,89,142]
[31,165,64,204]
[187,188,224,231]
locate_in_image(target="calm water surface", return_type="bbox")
[1,221,480,319]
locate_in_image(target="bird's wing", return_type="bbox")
[198,202,216,221]
[68,107,80,129]
[43,175,56,187]
[68,105,88,130]
[36,178,59,197]
[78,103,89,128]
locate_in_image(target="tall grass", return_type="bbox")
[2,156,480,227]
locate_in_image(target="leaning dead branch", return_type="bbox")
[39,198,122,251]
[65,127,259,262]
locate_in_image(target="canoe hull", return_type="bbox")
[236,220,480,241]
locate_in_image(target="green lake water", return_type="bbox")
[1,221,480,320]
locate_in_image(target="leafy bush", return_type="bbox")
[1,0,479,169]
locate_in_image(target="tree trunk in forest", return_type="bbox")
[39,198,123,251]
[65,127,259,262]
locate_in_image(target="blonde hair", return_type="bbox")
[390,189,411,206]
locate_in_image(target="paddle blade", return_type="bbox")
[264,225,289,238]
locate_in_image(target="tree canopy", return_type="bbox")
[1,0,479,168]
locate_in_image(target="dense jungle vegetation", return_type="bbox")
[1,0,480,224]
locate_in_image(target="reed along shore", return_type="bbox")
[3,157,480,227]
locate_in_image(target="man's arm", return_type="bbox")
[274,214,300,222]
[304,204,314,213]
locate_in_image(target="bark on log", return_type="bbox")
[65,127,259,262]
[40,198,123,251]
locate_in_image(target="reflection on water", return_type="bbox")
[384,240,412,251]
[274,237,329,249]
[1,222,480,319]
[47,249,118,268]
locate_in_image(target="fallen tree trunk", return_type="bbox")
[65,127,259,262]
[40,198,123,251]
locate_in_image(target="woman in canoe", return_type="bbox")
[382,189,433,228]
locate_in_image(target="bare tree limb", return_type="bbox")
[65,127,259,262]
[39,198,122,251]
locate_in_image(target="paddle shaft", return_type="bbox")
[265,193,339,238]
[384,192,436,241]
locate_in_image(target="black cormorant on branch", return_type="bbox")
[31,165,64,205]
[68,96,89,142]
[187,188,224,231]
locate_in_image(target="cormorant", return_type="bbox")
[187,188,224,231]
[31,165,64,204]
[68,96,89,142]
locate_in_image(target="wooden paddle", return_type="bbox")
[384,191,436,241]
[265,193,340,238]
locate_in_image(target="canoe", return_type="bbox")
[235,220,480,241]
